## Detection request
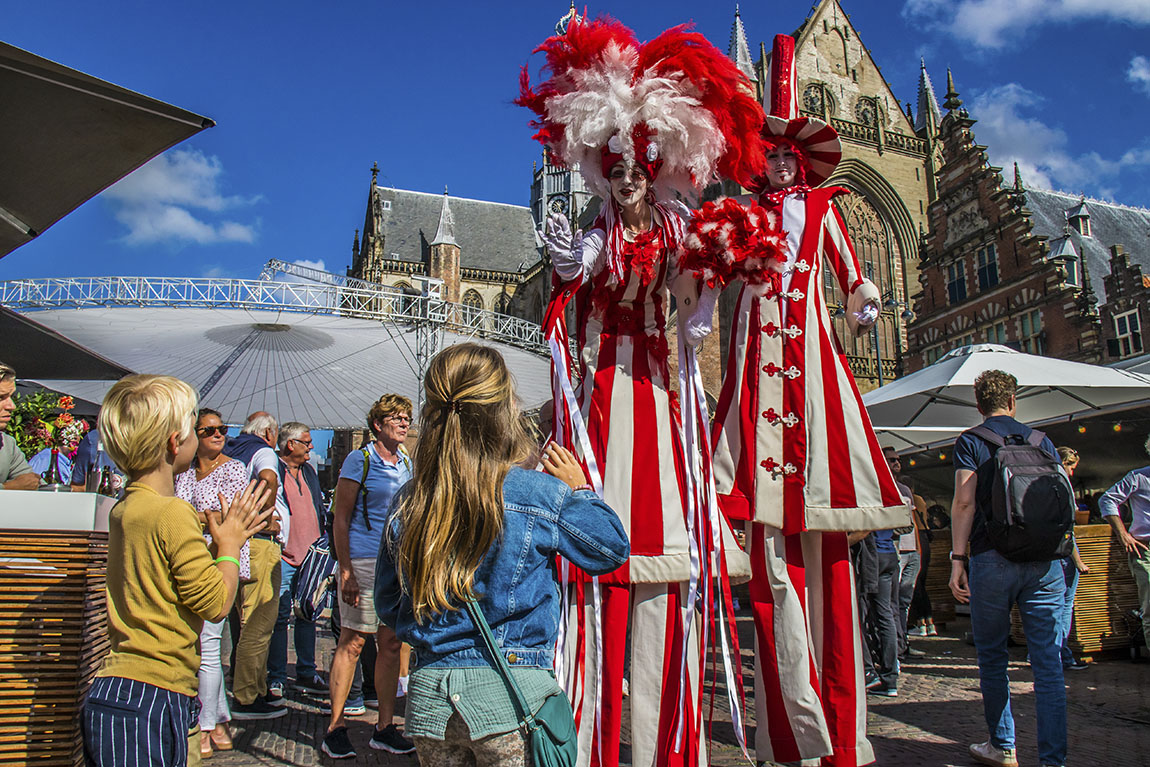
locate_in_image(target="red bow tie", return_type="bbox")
[758,184,812,207]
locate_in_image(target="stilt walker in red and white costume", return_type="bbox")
[517,16,767,767]
[699,35,912,767]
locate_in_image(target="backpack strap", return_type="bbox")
[359,447,372,531]
[966,425,1005,447]
[1026,429,1047,447]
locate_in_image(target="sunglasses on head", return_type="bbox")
[197,425,229,437]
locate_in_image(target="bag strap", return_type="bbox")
[463,599,538,732]
[1026,428,1046,447]
[967,425,1006,447]
[359,448,372,531]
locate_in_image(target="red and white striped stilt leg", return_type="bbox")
[747,523,874,767]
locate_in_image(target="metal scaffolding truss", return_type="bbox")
[0,274,548,357]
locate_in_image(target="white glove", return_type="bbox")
[543,211,585,282]
[684,285,719,347]
[846,278,881,337]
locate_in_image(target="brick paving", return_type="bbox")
[211,615,1150,766]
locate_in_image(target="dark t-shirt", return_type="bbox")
[952,415,1057,556]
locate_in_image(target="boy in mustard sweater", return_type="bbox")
[82,376,272,767]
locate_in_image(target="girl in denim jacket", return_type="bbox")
[375,343,630,765]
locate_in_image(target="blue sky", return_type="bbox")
[2,0,1149,283]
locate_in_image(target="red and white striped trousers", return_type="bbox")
[564,582,705,767]
[747,523,874,767]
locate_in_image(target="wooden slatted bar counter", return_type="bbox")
[1009,524,1140,656]
[0,491,114,766]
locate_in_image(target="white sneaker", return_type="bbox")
[969,740,1018,767]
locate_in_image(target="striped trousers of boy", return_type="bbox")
[82,676,200,767]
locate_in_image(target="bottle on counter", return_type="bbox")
[97,467,115,497]
[40,448,67,490]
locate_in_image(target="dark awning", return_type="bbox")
[0,306,133,379]
[0,41,213,258]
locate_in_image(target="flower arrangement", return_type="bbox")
[5,391,89,459]
[680,197,789,289]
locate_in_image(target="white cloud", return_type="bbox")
[293,259,327,272]
[1128,55,1150,95]
[103,148,260,246]
[969,83,1150,193]
[904,0,1150,48]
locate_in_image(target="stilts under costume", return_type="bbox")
[517,16,768,767]
[701,35,911,767]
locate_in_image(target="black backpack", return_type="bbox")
[967,425,1074,562]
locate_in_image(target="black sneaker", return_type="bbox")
[369,724,415,754]
[231,697,288,720]
[293,674,329,695]
[322,726,356,759]
[867,684,898,698]
[1065,658,1089,671]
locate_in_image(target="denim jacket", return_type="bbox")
[374,466,629,670]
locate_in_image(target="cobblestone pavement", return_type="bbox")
[212,615,1150,766]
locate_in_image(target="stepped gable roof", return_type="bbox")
[370,185,542,273]
[1022,186,1150,304]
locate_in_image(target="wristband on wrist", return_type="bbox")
[573,483,594,493]
[215,555,241,568]
[949,551,968,564]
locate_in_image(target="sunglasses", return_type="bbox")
[289,438,314,448]
[196,425,229,437]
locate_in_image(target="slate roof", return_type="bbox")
[1021,186,1150,304]
[368,186,542,273]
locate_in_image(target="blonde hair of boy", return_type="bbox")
[99,375,198,478]
[393,343,532,623]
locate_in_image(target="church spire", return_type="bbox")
[431,188,457,246]
[1013,162,1024,191]
[943,68,963,112]
[915,59,942,134]
[728,5,757,82]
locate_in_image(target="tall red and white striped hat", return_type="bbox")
[762,34,842,187]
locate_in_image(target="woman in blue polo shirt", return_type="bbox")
[324,394,414,759]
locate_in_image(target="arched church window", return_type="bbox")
[462,289,485,328]
[854,97,877,127]
[493,292,511,316]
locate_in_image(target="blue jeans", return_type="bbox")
[267,560,317,686]
[969,549,1067,766]
[1057,558,1079,666]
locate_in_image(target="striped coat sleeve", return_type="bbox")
[822,202,865,297]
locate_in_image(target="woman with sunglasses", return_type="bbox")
[175,408,251,758]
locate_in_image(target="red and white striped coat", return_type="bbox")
[711,187,907,534]
[570,206,693,585]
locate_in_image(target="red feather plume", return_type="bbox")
[681,198,788,290]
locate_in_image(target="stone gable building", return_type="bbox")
[349,163,551,325]
[904,75,1150,370]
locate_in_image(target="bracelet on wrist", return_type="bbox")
[215,555,241,568]
[573,483,594,493]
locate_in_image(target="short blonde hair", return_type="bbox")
[0,360,14,382]
[367,393,413,437]
[99,375,198,477]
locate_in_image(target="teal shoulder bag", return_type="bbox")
[464,600,577,767]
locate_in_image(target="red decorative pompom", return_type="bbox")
[681,198,789,289]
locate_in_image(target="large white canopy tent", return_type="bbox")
[18,305,552,429]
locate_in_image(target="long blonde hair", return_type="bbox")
[395,344,532,623]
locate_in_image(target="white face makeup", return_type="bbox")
[765,147,799,189]
[608,162,650,208]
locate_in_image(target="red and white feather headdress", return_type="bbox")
[517,16,766,204]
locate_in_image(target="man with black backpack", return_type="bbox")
[949,370,1071,767]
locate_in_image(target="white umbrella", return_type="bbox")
[864,344,1150,451]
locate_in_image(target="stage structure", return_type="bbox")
[1,261,552,424]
